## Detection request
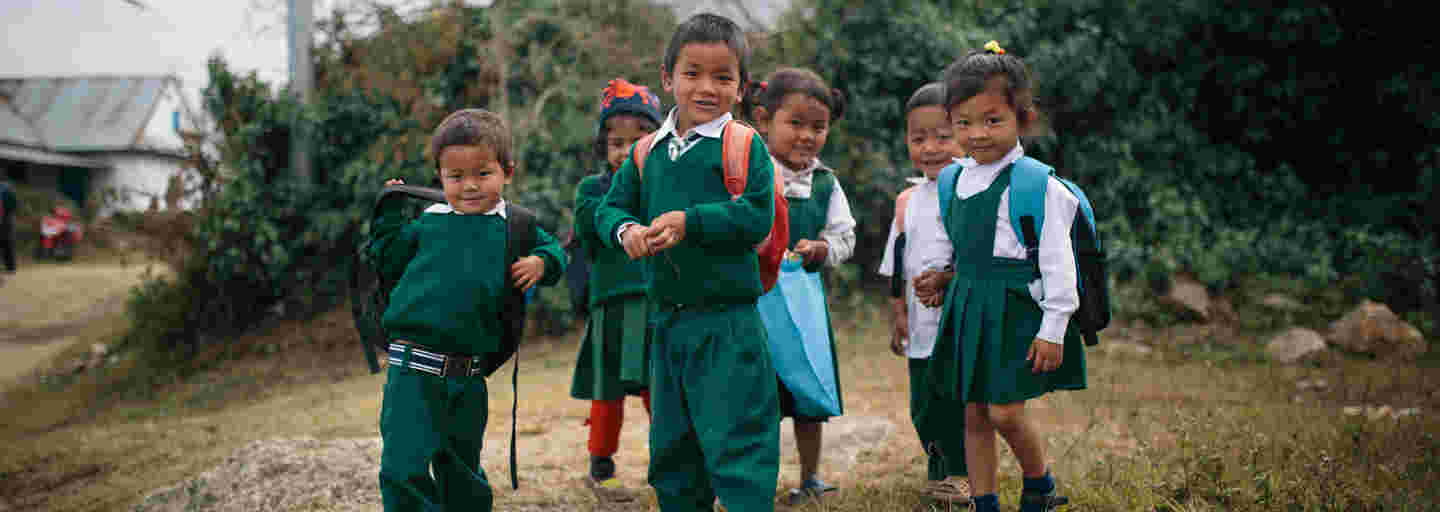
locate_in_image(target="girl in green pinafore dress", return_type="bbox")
[741,67,856,505]
[916,42,1086,512]
[568,78,662,501]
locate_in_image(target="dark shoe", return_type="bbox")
[1019,490,1069,512]
[784,477,837,506]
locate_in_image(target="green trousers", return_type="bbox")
[379,360,492,512]
[909,358,968,481]
[649,303,780,512]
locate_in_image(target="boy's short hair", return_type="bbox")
[663,13,751,88]
[429,108,514,175]
[905,82,947,116]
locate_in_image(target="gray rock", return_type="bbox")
[1160,273,1210,321]
[1261,294,1305,312]
[1265,328,1328,364]
[1327,300,1427,360]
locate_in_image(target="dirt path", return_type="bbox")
[0,261,160,381]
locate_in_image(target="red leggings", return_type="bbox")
[588,391,651,457]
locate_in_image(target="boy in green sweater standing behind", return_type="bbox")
[595,13,780,512]
[369,109,566,512]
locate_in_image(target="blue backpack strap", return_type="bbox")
[936,161,963,226]
[1007,156,1054,262]
[1058,177,1100,248]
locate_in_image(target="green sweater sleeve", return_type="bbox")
[572,175,606,253]
[684,135,775,247]
[366,198,419,282]
[532,225,567,287]
[595,156,643,249]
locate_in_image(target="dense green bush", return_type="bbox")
[124,0,1437,361]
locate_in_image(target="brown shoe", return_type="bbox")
[926,477,972,504]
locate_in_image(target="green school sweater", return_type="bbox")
[574,172,648,306]
[368,203,565,355]
[594,135,775,307]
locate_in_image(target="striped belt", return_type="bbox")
[387,341,484,377]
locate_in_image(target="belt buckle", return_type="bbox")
[442,355,470,377]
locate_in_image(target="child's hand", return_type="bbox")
[890,298,908,356]
[385,178,405,186]
[793,239,829,264]
[1026,338,1064,373]
[913,269,954,307]
[647,211,687,252]
[621,225,653,260]
[510,255,545,292]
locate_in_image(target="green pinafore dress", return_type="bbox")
[931,166,1087,405]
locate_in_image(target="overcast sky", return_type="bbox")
[1,0,782,109]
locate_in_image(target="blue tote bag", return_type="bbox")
[757,257,842,418]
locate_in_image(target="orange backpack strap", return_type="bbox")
[895,186,915,231]
[632,132,658,180]
[720,121,756,199]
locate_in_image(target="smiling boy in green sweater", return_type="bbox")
[369,109,565,512]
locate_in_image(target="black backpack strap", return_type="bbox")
[500,202,537,491]
[1019,215,1041,268]
[355,185,448,374]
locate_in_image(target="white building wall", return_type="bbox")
[90,153,198,215]
[134,81,195,155]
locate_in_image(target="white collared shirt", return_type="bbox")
[654,107,732,161]
[424,198,507,217]
[952,143,1080,344]
[878,174,952,358]
[773,156,856,267]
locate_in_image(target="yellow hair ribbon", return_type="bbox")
[984,40,1006,55]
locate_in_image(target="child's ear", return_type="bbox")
[660,65,674,93]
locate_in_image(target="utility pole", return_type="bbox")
[288,0,313,181]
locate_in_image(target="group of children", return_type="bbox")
[368,11,1086,512]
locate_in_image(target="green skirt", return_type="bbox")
[932,258,1087,405]
[570,294,652,400]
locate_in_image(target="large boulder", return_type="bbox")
[1159,273,1210,322]
[1264,328,1328,364]
[1327,300,1427,360]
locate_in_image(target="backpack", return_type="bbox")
[937,157,1111,346]
[349,183,536,489]
[561,227,591,317]
[630,120,790,291]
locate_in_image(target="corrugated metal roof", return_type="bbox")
[0,75,174,153]
[0,142,109,169]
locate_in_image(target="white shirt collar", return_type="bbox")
[775,156,826,199]
[958,143,1024,172]
[656,107,732,142]
[424,198,507,218]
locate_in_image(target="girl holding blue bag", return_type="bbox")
[741,67,856,505]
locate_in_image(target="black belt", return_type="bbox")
[388,341,485,377]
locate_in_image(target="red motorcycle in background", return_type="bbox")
[37,206,83,261]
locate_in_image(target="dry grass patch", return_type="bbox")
[2,299,1437,511]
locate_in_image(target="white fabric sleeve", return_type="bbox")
[820,180,857,267]
[616,222,638,245]
[1034,176,1081,344]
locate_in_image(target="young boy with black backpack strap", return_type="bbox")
[368,108,566,512]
